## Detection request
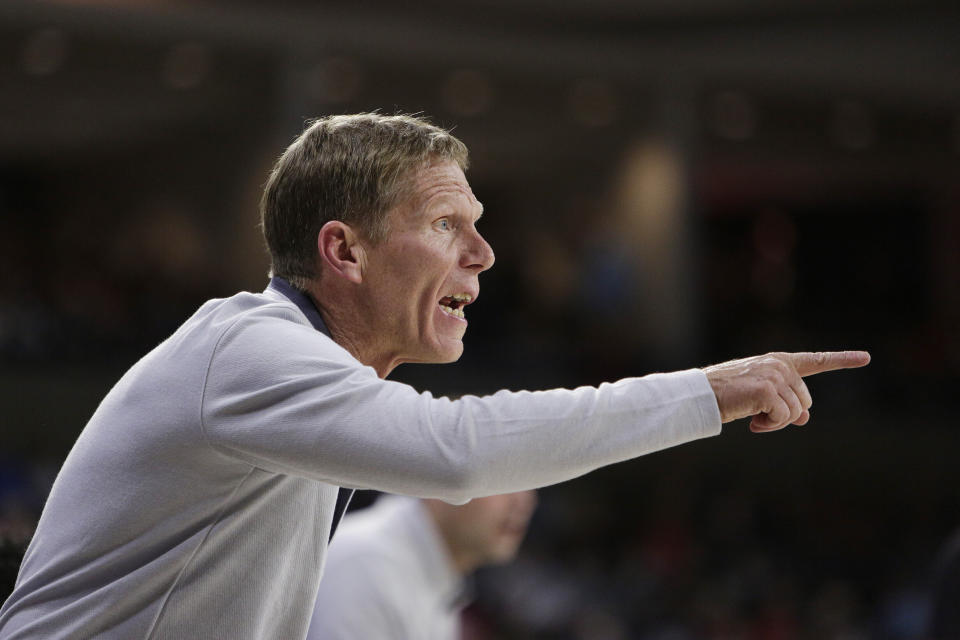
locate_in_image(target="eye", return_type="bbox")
[433,218,452,231]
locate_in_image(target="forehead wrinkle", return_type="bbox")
[420,183,481,218]
[405,162,482,222]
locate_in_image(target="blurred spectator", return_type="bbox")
[307,492,537,640]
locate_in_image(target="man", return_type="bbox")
[0,113,868,639]
[307,491,538,639]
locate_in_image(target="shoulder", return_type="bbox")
[202,291,313,340]
[193,290,379,417]
[198,291,362,371]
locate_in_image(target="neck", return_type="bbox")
[440,541,479,576]
[423,500,479,576]
[305,282,399,378]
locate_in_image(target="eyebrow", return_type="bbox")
[423,190,483,219]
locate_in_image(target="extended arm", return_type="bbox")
[200,309,720,502]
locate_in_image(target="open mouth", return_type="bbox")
[438,293,472,319]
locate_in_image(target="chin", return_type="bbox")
[487,544,522,565]
[443,347,464,362]
[431,340,464,363]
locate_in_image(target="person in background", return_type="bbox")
[308,491,537,640]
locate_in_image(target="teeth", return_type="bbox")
[451,293,472,302]
[439,304,465,319]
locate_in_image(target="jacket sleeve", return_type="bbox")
[200,307,722,503]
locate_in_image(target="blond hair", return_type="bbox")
[260,113,470,289]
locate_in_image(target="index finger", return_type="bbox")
[786,350,871,377]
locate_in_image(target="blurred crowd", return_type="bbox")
[1,3,958,631]
[1,172,958,637]
[467,470,943,640]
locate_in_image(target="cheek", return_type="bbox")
[416,241,458,275]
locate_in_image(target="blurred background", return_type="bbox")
[1,0,958,637]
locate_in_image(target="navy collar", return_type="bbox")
[267,277,331,337]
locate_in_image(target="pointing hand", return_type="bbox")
[702,351,871,432]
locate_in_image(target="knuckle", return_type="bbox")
[765,368,786,388]
[773,358,794,378]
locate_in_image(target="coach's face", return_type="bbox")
[361,161,494,370]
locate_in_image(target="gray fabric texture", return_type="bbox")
[0,285,721,639]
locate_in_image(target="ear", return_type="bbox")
[317,221,365,284]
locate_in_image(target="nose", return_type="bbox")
[462,228,495,272]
